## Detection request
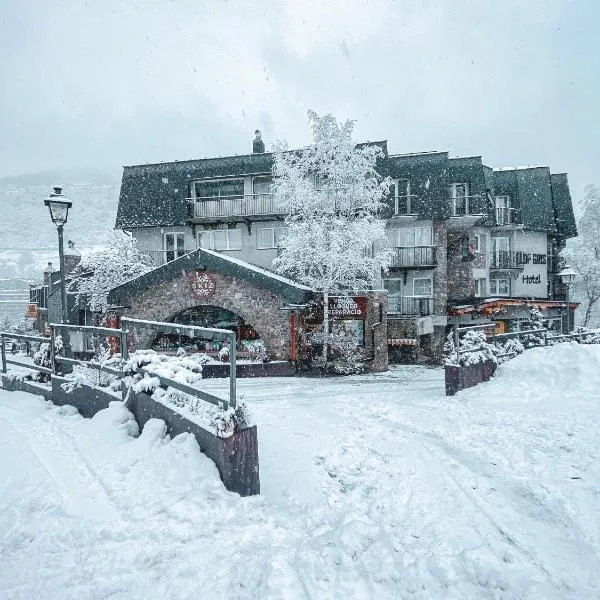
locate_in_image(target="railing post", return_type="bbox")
[50,325,56,376]
[453,324,460,365]
[1,335,6,374]
[120,329,129,362]
[544,329,548,346]
[229,331,237,409]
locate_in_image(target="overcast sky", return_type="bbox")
[1,0,598,204]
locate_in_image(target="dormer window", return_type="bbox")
[392,179,411,214]
[451,183,469,216]
[192,178,244,200]
[495,195,512,224]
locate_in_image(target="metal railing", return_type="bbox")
[189,193,283,219]
[1,318,237,411]
[388,296,434,316]
[0,331,52,376]
[489,251,525,270]
[390,246,436,268]
[29,285,49,310]
[450,195,484,216]
[495,207,521,225]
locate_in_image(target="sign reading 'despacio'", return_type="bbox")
[187,271,217,299]
[328,296,368,318]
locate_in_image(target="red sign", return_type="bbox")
[188,272,217,299]
[328,296,368,319]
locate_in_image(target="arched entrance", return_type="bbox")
[151,305,264,357]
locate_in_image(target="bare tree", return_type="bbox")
[564,184,600,327]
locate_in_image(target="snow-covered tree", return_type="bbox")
[564,184,600,327]
[70,232,153,314]
[272,111,393,367]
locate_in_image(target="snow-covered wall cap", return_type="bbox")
[492,165,544,172]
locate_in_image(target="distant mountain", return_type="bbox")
[0,167,120,187]
[0,179,121,281]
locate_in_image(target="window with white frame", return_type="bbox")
[490,278,510,296]
[392,178,411,214]
[475,277,487,298]
[451,182,469,216]
[256,227,282,249]
[413,277,432,297]
[164,233,186,262]
[495,195,512,224]
[199,229,242,251]
[473,234,482,254]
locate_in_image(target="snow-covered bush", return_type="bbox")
[444,330,497,367]
[493,336,525,363]
[245,339,267,362]
[521,307,546,348]
[70,232,153,314]
[327,327,365,375]
[218,345,230,363]
[32,335,64,382]
[573,326,600,344]
[61,346,122,393]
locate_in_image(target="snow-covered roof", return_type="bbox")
[199,249,313,292]
[492,165,543,172]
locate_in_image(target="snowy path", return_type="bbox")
[1,344,600,598]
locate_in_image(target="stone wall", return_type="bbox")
[363,290,388,372]
[120,269,292,360]
[447,231,475,302]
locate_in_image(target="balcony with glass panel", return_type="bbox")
[389,246,437,269]
[188,177,283,221]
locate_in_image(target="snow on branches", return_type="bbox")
[70,232,153,314]
[272,111,392,294]
[272,111,393,367]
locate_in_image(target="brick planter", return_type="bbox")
[445,360,497,396]
[125,389,260,497]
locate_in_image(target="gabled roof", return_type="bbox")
[107,249,317,306]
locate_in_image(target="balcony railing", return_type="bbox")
[388,296,434,316]
[390,246,437,268]
[495,207,521,226]
[450,195,484,216]
[189,194,283,219]
[489,251,525,270]
[29,286,48,310]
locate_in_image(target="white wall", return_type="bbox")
[509,231,548,298]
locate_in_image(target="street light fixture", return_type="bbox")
[44,186,72,324]
[558,266,577,334]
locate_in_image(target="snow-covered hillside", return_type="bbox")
[1,343,599,598]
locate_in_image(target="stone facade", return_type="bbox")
[119,268,292,360]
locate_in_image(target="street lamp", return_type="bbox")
[44,186,72,324]
[558,266,577,334]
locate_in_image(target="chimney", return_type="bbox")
[43,262,57,286]
[64,240,82,274]
[253,130,265,154]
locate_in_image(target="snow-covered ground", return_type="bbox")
[1,343,599,599]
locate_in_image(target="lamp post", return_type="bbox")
[44,186,73,364]
[558,266,577,334]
